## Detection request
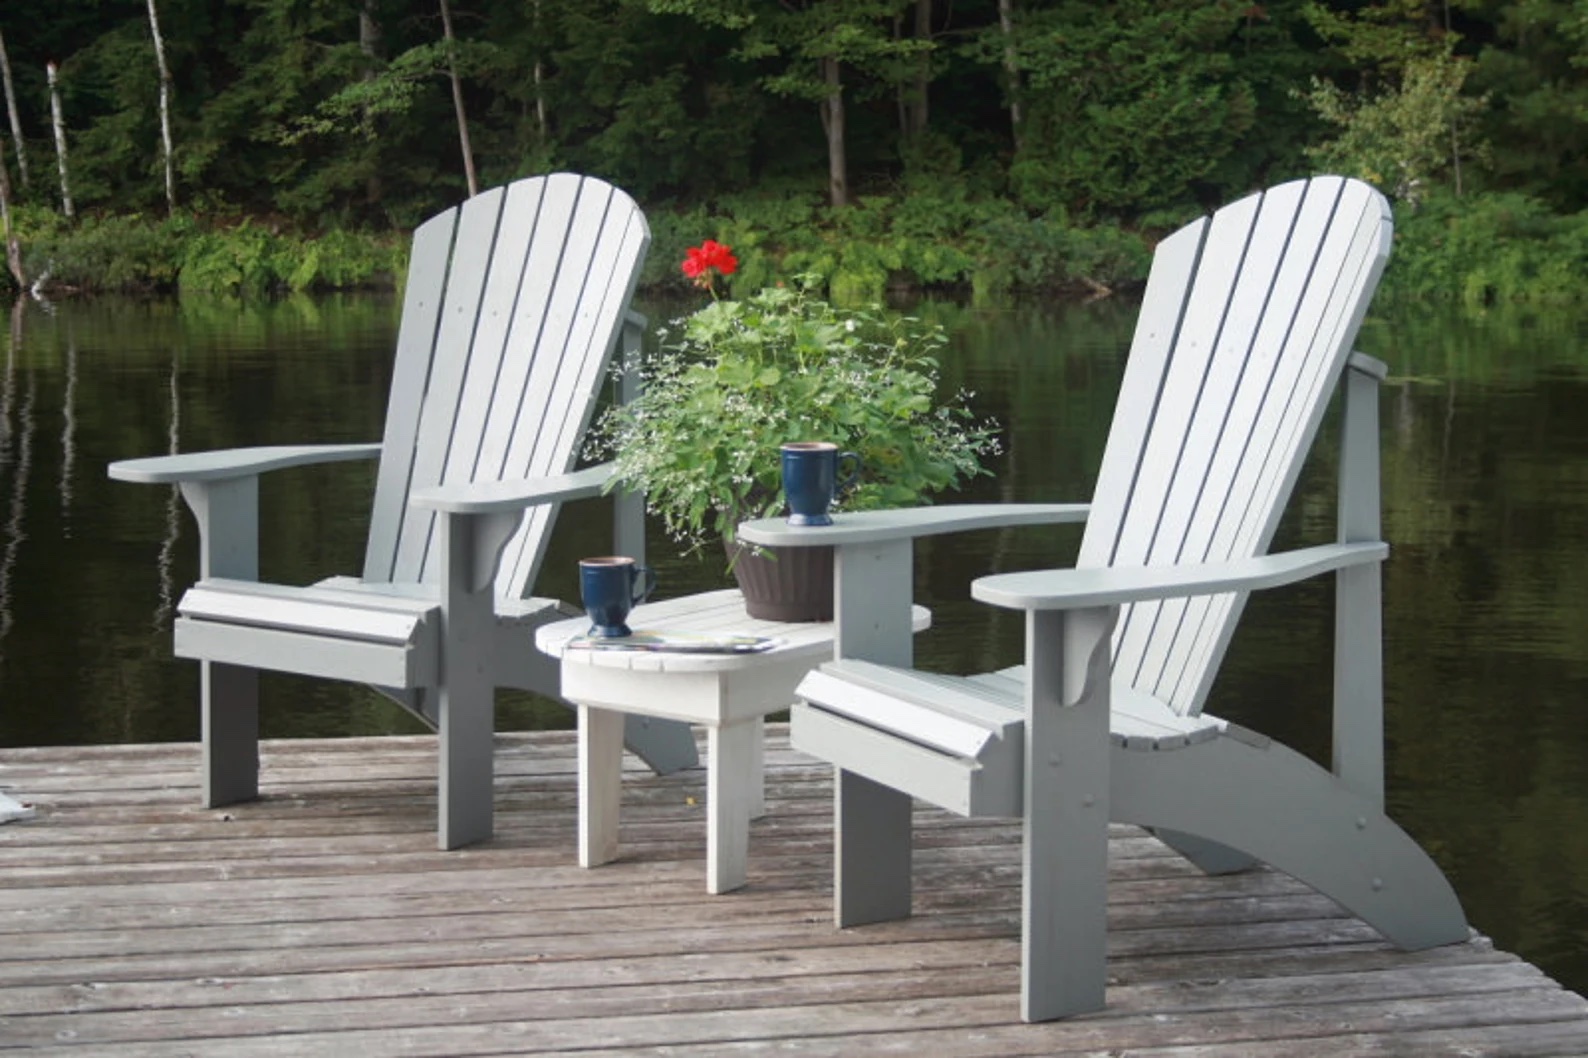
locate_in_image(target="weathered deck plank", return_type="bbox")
[1,729,1585,1056]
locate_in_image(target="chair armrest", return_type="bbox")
[737,503,1089,549]
[970,541,1388,612]
[408,464,615,514]
[108,443,382,484]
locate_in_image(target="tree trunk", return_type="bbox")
[997,0,1023,152]
[146,0,177,215]
[818,57,848,208]
[438,0,479,198]
[359,3,383,65]
[359,0,384,208]
[894,14,907,136]
[909,0,931,139]
[894,2,932,141]
[0,30,27,190]
[1441,1,1462,197]
[46,63,71,219]
[0,138,23,290]
[532,0,547,145]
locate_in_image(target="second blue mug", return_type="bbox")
[781,442,862,527]
[579,556,657,638]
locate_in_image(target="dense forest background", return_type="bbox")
[0,0,1585,302]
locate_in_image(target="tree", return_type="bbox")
[0,137,22,289]
[976,0,1258,218]
[1304,48,1488,203]
[1465,0,1588,210]
[995,0,1022,151]
[648,0,929,207]
[436,0,478,196]
[0,29,28,191]
[146,0,176,214]
[1302,0,1490,202]
[281,1,504,212]
[182,0,374,217]
[46,61,71,218]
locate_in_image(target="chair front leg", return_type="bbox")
[1021,605,1115,1022]
[179,478,261,807]
[436,508,518,850]
[832,538,916,927]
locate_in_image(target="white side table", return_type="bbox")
[536,588,929,894]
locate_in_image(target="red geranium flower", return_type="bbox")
[681,239,738,293]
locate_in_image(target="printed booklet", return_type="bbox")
[565,629,780,654]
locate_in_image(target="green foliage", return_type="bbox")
[986,0,1259,217]
[1468,0,1588,211]
[1303,50,1489,203]
[641,188,1152,303]
[12,208,401,295]
[1302,0,1456,69]
[17,211,186,291]
[176,222,402,295]
[585,280,1001,551]
[1,0,1586,289]
[1384,190,1588,305]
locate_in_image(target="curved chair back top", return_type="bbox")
[361,173,650,599]
[1077,176,1393,717]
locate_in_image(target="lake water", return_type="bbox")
[1,293,1584,998]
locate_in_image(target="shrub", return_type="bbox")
[1386,191,1588,305]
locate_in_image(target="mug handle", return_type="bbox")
[836,450,862,493]
[632,565,658,604]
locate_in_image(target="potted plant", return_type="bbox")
[585,240,1001,620]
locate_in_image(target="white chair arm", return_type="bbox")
[737,503,1089,549]
[108,443,382,484]
[409,463,615,514]
[970,541,1388,612]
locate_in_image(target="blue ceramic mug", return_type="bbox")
[780,442,862,527]
[579,556,657,638]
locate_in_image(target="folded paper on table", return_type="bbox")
[566,630,781,654]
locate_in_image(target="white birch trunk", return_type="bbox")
[0,138,22,290]
[146,0,176,215]
[0,29,27,190]
[46,63,71,219]
[438,0,478,198]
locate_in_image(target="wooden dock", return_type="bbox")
[2,728,1587,1056]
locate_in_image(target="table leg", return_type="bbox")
[707,720,757,894]
[579,704,624,868]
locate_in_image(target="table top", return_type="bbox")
[535,589,930,674]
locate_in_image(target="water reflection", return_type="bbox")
[0,294,1583,1000]
[154,358,182,630]
[0,372,28,667]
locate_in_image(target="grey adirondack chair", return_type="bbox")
[109,173,697,850]
[738,176,1469,1021]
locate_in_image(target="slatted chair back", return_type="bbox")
[360,173,650,600]
[1077,176,1392,718]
